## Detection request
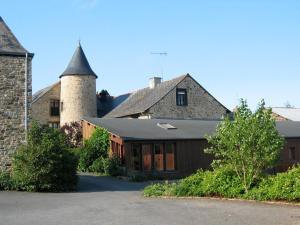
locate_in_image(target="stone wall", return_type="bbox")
[60,75,97,126]
[0,55,32,171]
[148,76,228,119]
[32,82,61,125]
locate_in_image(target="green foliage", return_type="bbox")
[200,166,244,198]
[0,171,16,191]
[11,122,78,192]
[60,122,83,147]
[78,127,110,172]
[246,166,300,201]
[101,156,122,176]
[144,166,300,202]
[205,99,284,192]
[88,157,105,173]
[174,170,206,196]
[144,167,243,198]
[144,182,175,197]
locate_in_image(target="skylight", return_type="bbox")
[157,123,177,130]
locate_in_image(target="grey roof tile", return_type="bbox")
[32,82,60,103]
[0,16,32,56]
[271,107,300,121]
[60,44,97,78]
[83,118,300,141]
[105,74,187,118]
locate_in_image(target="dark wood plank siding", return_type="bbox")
[176,140,213,177]
[124,139,213,178]
[276,138,300,172]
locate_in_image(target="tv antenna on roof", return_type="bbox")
[150,52,168,80]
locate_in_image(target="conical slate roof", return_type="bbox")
[0,16,33,56]
[60,44,97,78]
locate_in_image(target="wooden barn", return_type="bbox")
[82,118,300,178]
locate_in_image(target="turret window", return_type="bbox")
[50,99,60,116]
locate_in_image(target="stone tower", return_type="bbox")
[0,17,33,170]
[60,43,97,126]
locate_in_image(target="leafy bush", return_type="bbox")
[144,166,300,202]
[0,172,16,191]
[174,170,206,196]
[205,99,284,193]
[11,122,78,192]
[102,156,122,176]
[60,122,83,147]
[78,127,109,172]
[172,167,243,198]
[144,182,175,197]
[88,157,104,173]
[246,166,300,201]
[200,166,244,198]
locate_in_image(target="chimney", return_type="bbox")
[149,77,162,89]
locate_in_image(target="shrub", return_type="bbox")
[0,172,15,191]
[60,122,83,147]
[144,167,244,198]
[11,122,78,192]
[246,166,300,201]
[174,170,206,196]
[78,127,109,172]
[88,157,104,173]
[205,99,284,193]
[200,166,244,198]
[144,182,175,197]
[102,156,122,176]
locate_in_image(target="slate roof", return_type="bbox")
[0,16,33,56]
[105,74,188,118]
[32,82,60,103]
[83,118,300,141]
[60,43,97,78]
[271,107,300,121]
[97,93,131,117]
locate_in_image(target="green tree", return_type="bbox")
[78,127,110,171]
[205,99,284,193]
[12,122,78,192]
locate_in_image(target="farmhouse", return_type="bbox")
[82,118,300,178]
[0,17,33,170]
[32,44,230,126]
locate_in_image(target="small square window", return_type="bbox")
[176,89,187,106]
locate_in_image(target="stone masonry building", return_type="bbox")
[0,17,33,170]
[32,72,230,126]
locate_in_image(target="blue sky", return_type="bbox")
[2,0,300,110]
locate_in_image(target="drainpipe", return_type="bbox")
[24,52,28,143]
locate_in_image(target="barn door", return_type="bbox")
[142,144,152,171]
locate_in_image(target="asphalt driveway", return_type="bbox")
[0,174,299,225]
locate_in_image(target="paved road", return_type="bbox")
[0,174,299,225]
